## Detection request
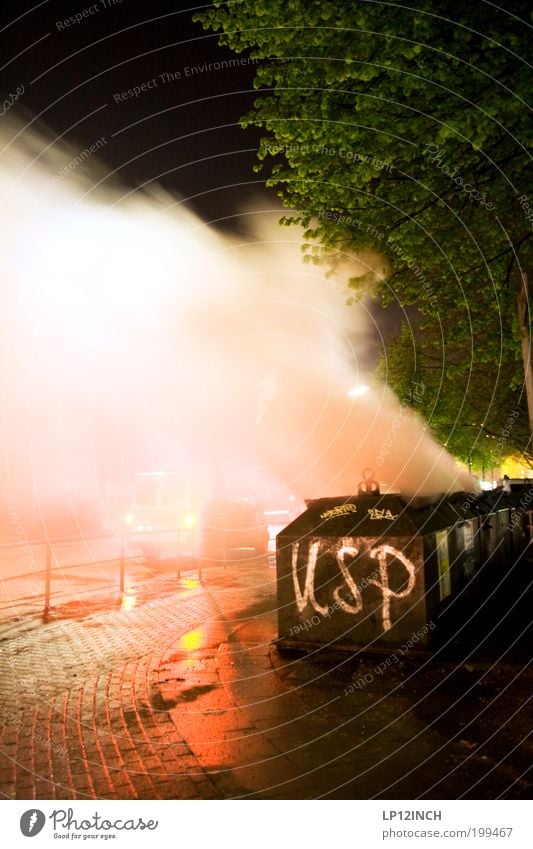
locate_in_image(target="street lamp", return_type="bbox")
[348,385,370,398]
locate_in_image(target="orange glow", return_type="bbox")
[501,456,533,479]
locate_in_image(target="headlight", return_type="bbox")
[184,513,196,527]
[124,512,134,525]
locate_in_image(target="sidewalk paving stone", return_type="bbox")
[0,563,530,800]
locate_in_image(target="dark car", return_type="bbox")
[198,498,270,565]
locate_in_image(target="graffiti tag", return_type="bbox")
[291,538,416,632]
[320,503,358,520]
[367,507,398,521]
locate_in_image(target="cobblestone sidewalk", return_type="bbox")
[0,565,531,800]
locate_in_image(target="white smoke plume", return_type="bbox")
[0,118,471,537]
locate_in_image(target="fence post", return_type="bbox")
[44,542,52,618]
[526,510,533,544]
[119,539,125,594]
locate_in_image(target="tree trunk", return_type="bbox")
[517,272,533,441]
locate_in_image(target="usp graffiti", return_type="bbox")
[291,537,417,632]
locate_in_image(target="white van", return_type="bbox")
[124,472,197,562]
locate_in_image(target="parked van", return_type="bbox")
[124,471,197,562]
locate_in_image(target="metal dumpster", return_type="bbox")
[446,492,483,587]
[464,491,520,571]
[276,490,462,653]
[488,484,531,552]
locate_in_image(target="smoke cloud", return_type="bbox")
[0,120,471,537]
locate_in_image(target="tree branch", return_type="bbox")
[458,231,531,278]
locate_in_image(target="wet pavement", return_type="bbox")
[0,557,531,800]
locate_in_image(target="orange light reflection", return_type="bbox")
[181,578,200,589]
[176,628,204,652]
[120,588,137,612]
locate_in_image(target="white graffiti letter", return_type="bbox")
[291,541,329,615]
[334,540,363,614]
[369,544,416,631]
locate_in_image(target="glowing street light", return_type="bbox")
[348,385,370,398]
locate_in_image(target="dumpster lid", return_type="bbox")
[280,493,461,538]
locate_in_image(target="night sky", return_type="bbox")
[1,1,270,227]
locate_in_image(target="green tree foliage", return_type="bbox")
[376,322,531,468]
[195,0,532,460]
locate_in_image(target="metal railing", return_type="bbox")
[0,526,273,620]
[0,528,188,619]
[0,532,126,617]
